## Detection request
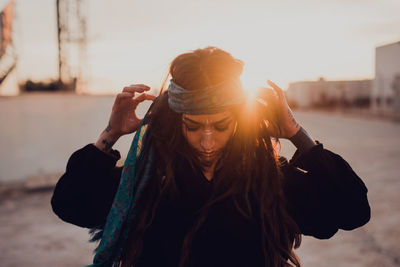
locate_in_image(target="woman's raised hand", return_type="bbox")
[106,84,156,138]
[257,80,300,139]
[95,84,156,153]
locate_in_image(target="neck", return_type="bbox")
[203,170,213,181]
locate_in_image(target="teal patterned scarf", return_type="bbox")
[167,78,245,114]
[87,105,155,267]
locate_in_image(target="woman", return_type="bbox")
[51,47,370,267]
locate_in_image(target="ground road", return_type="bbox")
[0,110,399,267]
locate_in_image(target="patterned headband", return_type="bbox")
[167,78,246,114]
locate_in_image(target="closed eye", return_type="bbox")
[186,126,199,131]
[214,125,229,131]
[214,120,232,132]
[183,122,199,131]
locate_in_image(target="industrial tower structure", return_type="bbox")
[56,0,88,93]
[0,0,18,95]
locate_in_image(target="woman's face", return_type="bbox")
[182,111,236,167]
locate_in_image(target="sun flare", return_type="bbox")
[241,70,266,95]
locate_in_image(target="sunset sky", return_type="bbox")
[14,0,400,94]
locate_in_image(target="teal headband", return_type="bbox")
[167,78,246,114]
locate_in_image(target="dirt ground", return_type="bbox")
[0,110,399,267]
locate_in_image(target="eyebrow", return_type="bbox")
[182,116,232,125]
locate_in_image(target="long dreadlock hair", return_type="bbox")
[120,46,302,267]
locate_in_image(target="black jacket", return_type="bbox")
[51,142,370,267]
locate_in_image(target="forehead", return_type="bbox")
[182,111,233,124]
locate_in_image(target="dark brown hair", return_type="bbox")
[120,46,301,267]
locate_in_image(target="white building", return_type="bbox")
[286,78,371,109]
[372,41,400,116]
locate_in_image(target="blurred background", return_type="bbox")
[0,0,399,266]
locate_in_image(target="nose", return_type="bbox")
[200,130,215,152]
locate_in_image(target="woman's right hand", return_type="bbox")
[256,81,300,139]
[106,84,156,138]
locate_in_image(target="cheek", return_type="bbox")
[215,128,235,148]
[183,130,201,148]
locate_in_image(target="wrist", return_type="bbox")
[105,130,122,140]
[95,130,120,153]
[286,126,301,139]
[289,127,316,153]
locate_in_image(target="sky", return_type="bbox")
[13,0,400,94]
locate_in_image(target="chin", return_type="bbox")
[199,158,214,167]
[198,154,218,167]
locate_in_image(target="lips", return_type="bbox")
[199,151,216,159]
[199,152,215,158]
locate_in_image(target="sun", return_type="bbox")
[240,68,268,107]
[241,71,265,95]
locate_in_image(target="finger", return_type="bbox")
[117,92,134,98]
[122,84,150,94]
[267,80,287,104]
[256,87,276,99]
[256,88,279,107]
[128,84,150,90]
[256,98,268,107]
[133,93,156,103]
[130,117,143,125]
[115,92,136,102]
[267,80,284,98]
[122,86,148,94]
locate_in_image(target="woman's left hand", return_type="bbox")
[256,80,301,139]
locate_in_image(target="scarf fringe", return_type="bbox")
[88,227,104,244]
